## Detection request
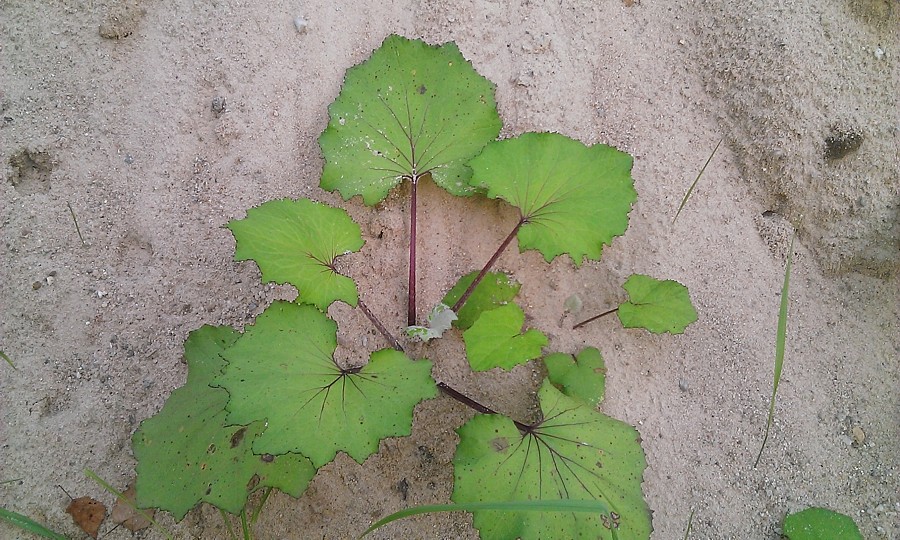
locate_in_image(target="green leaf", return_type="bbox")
[441,271,521,330]
[469,132,636,265]
[617,274,698,334]
[361,500,611,538]
[453,380,650,540]
[132,325,315,521]
[783,507,863,540]
[319,34,502,204]
[227,198,364,310]
[214,301,437,467]
[463,303,547,371]
[543,347,606,407]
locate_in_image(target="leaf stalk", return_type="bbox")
[452,216,525,313]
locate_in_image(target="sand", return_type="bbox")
[1,0,897,538]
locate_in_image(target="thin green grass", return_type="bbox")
[360,499,612,538]
[0,507,68,540]
[754,234,795,467]
[84,469,174,540]
[67,202,86,246]
[1,350,14,369]
[673,138,722,224]
[683,508,695,539]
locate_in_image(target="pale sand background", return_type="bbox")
[1,1,898,538]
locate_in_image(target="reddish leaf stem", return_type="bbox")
[436,382,531,433]
[573,307,619,329]
[356,298,404,351]
[407,174,418,326]
[451,216,525,313]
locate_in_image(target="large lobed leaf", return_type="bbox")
[213,302,437,468]
[132,326,315,520]
[319,34,502,204]
[453,381,650,539]
[468,132,636,265]
[617,274,698,334]
[227,198,363,310]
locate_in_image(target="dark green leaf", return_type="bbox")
[543,347,606,407]
[441,271,521,330]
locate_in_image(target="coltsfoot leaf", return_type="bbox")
[214,302,437,468]
[132,326,315,521]
[543,347,606,407]
[783,507,863,540]
[441,271,521,330]
[453,381,651,540]
[319,34,502,204]
[617,274,698,334]
[406,302,457,342]
[469,132,636,265]
[463,303,547,371]
[227,198,363,310]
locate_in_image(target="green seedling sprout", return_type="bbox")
[754,233,794,467]
[129,34,698,539]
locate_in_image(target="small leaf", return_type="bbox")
[617,274,698,334]
[543,347,606,407]
[66,496,106,539]
[320,34,502,204]
[406,303,457,341]
[463,303,547,371]
[133,325,316,520]
[214,302,437,467]
[453,380,651,540]
[109,483,152,532]
[783,507,863,540]
[227,198,363,310]
[441,271,521,330]
[469,132,636,265]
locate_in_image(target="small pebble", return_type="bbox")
[294,16,308,34]
[678,379,689,392]
[851,426,866,446]
[874,46,884,60]
[211,96,226,115]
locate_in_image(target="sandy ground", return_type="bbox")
[1,0,898,539]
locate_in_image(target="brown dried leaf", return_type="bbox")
[109,483,153,532]
[65,496,106,539]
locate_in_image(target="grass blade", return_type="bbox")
[360,499,611,538]
[1,350,14,369]
[0,507,68,540]
[84,469,175,540]
[754,234,794,467]
[683,508,695,539]
[673,138,722,224]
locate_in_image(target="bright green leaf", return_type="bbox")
[453,380,650,539]
[543,347,606,407]
[441,271,521,330]
[617,274,698,334]
[783,507,863,540]
[214,302,437,467]
[132,325,315,521]
[227,198,363,310]
[469,132,636,265]
[463,303,547,371]
[319,34,502,204]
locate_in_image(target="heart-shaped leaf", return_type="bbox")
[617,274,698,334]
[132,325,315,521]
[213,301,437,467]
[227,198,363,310]
[543,347,606,407]
[453,380,650,540]
[468,132,636,265]
[319,34,502,204]
[441,271,521,330]
[463,303,547,371]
